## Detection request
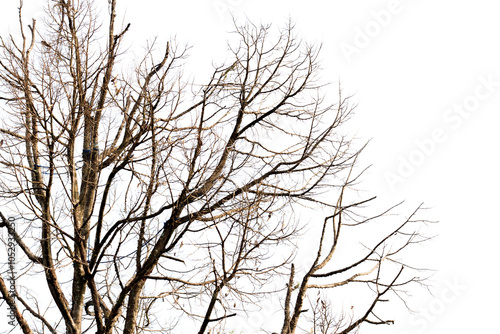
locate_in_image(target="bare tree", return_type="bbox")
[0,1,431,334]
[279,195,431,334]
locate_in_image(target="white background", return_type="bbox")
[1,0,499,333]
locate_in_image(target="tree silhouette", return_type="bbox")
[0,1,431,333]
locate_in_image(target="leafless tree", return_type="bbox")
[0,1,431,334]
[279,193,431,334]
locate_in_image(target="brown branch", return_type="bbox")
[0,212,42,264]
[0,274,34,334]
